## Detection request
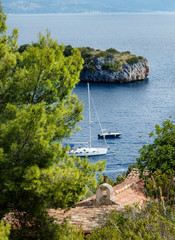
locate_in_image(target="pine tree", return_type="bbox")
[0,3,105,239]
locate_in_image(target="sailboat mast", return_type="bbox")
[87,83,91,148]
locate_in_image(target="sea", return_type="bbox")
[6,12,175,178]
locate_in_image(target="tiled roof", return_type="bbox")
[49,205,121,233]
[48,169,150,232]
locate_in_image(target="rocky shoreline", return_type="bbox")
[80,57,149,84]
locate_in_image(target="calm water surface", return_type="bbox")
[7,13,175,177]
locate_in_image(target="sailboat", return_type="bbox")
[68,83,108,157]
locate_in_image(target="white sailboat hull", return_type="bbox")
[69,147,108,157]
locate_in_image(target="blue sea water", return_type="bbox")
[7,13,175,178]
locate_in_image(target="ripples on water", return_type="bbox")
[7,13,175,177]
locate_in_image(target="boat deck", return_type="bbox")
[98,132,121,138]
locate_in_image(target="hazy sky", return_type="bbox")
[2,0,175,14]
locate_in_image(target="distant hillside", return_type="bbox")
[2,0,175,14]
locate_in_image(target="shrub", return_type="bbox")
[63,45,73,57]
[82,52,93,59]
[79,47,94,60]
[101,61,122,72]
[104,53,114,60]
[122,51,131,55]
[145,169,175,206]
[88,201,175,240]
[126,57,139,64]
[18,44,30,53]
[95,51,108,58]
[96,51,115,59]
[138,56,144,59]
[85,47,95,52]
[106,48,120,54]
[83,64,97,72]
[9,214,84,240]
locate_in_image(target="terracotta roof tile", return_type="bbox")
[48,205,121,232]
[49,169,150,232]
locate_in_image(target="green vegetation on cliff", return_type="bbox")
[76,46,144,73]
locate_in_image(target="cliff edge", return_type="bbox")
[80,57,149,83]
[78,47,149,84]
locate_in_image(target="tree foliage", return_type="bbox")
[88,202,175,240]
[137,119,175,206]
[9,213,84,240]
[0,3,106,238]
[106,48,120,54]
[137,119,175,174]
[146,169,175,206]
[0,221,11,240]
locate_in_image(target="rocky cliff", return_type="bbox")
[19,44,149,84]
[80,57,149,84]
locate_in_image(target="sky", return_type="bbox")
[2,0,175,14]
